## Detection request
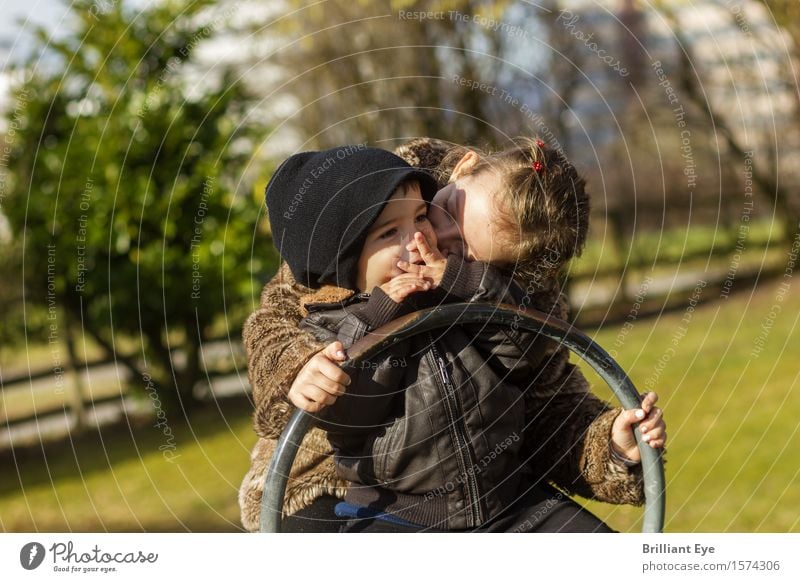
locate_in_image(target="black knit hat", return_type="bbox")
[266,145,439,289]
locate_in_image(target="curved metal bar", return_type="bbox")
[260,303,665,532]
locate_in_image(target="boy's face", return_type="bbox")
[355,181,438,292]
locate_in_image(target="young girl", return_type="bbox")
[239,137,666,532]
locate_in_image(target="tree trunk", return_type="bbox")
[666,6,800,247]
[62,306,87,433]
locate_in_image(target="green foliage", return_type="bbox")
[4,0,269,409]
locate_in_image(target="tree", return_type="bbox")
[655,0,800,243]
[4,0,270,413]
[251,0,520,149]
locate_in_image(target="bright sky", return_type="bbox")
[0,0,71,57]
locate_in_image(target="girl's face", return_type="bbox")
[428,152,517,265]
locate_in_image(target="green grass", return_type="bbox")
[1,278,798,532]
[2,379,126,423]
[0,398,257,532]
[0,336,107,379]
[570,217,784,278]
[578,276,800,532]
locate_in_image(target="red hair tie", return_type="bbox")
[536,139,546,148]
[532,161,545,174]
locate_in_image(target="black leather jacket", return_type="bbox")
[299,257,555,529]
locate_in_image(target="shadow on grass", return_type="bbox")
[0,395,255,497]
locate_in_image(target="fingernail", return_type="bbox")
[336,351,345,358]
[641,425,648,433]
[642,434,651,442]
[635,409,645,419]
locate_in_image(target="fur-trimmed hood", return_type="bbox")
[298,285,355,317]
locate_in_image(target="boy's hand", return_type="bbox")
[287,341,351,413]
[396,231,448,287]
[610,391,666,464]
[379,273,430,303]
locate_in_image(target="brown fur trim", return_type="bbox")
[580,408,647,506]
[393,137,454,189]
[239,433,349,532]
[298,286,354,317]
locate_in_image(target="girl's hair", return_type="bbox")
[439,137,589,287]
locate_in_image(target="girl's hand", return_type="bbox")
[287,341,351,413]
[610,391,667,464]
[379,273,430,303]
[396,231,448,287]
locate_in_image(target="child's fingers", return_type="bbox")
[298,398,326,414]
[387,254,407,279]
[309,370,348,397]
[396,259,424,276]
[387,281,426,302]
[645,437,665,449]
[617,407,646,428]
[290,390,327,413]
[638,407,664,433]
[392,272,427,284]
[383,273,431,300]
[316,358,351,391]
[397,282,428,300]
[415,231,445,263]
[303,385,339,407]
[391,274,429,290]
[642,425,665,442]
[287,390,307,410]
[397,260,439,282]
[415,231,432,257]
[640,391,659,413]
[322,341,347,362]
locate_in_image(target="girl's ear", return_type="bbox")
[449,150,479,181]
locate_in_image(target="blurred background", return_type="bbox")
[1,0,798,532]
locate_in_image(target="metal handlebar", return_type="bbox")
[260,303,665,532]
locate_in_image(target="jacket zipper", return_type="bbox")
[428,334,483,527]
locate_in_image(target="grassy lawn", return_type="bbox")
[1,276,798,532]
[579,276,800,532]
[0,397,257,532]
[570,217,782,278]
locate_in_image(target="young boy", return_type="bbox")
[263,146,613,531]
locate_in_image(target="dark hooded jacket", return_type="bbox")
[299,256,573,529]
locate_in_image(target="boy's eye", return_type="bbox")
[415,213,429,223]
[379,228,397,240]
